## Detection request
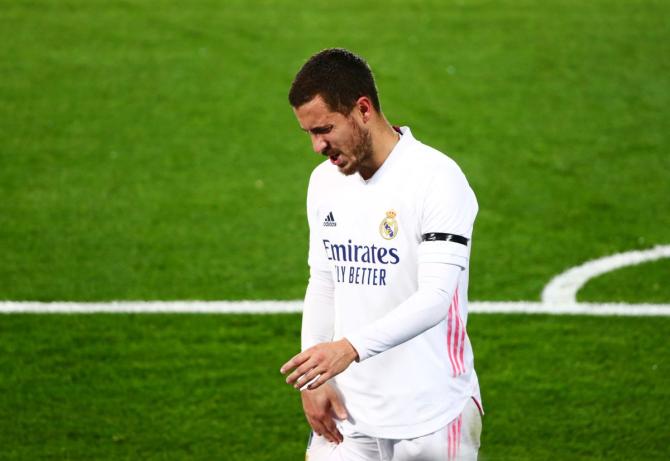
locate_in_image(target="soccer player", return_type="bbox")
[280,48,482,461]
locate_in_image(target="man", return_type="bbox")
[280,48,482,461]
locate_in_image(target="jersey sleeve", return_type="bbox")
[302,267,335,350]
[302,170,335,351]
[346,260,460,361]
[306,172,330,272]
[419,161,478,269]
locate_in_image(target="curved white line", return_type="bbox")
[541,245,670,304]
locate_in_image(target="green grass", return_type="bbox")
[1,1,670,460]
[0,314,305,460]
[0,314,668,460]
[1,0,668,301]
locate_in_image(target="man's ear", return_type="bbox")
[356,96,374,123]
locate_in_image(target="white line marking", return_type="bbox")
[542,245,670,304]
[2,245,668,316]
[0,301,301,314]
[471,301,670,316]
[1,300,669,316]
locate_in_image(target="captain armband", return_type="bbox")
[422,233,469,245]
[419,233,471,269]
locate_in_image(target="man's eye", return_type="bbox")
[312,126,333,135]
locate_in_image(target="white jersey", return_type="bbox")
[303,127,480,439]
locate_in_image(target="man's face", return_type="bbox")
[293,96,372,176]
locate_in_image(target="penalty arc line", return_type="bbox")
[542,244,670,304]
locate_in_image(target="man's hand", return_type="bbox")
[301,383,348,444]
[280,338,359,390]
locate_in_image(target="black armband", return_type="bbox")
[422,233,469,246]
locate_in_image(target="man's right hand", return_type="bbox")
[301,383,348,444]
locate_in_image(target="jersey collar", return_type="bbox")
[358,126,413,185]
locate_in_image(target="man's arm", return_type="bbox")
[281,250,462,389]
[301,268,335,350]
[295,267,349,444]
[292,175,345,442]
[346,247,462,361]
[282,160,477,389]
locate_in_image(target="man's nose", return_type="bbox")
[311,135,328,154]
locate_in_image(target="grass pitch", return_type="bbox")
[1,0,668,302]
[1,314,668,460]
[1,0,669,460]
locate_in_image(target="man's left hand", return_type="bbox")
[280,339,359,390]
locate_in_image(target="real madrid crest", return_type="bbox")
[379,210,399,240]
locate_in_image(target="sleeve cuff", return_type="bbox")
[345,333,372,362]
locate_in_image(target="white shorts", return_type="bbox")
[306,397,482,461]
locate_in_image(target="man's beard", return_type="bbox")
[338,122,373,176]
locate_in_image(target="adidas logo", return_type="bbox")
[323,211,337,227]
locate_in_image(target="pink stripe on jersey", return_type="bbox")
[459,326,466,374]
[455,289,469,376]
[446,293,458,375]
[456,289,465,374]
[453,303,462,375]
[447,288,471,377]
[449,288,465,376]
[456,292,465,373]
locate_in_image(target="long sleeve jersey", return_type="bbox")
[302,127,481,439]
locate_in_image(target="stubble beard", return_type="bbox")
[338,122,373,176]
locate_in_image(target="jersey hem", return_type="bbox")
[339,394,472,440]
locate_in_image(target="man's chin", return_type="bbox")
[337,163,358,176]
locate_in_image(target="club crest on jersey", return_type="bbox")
[379,210,398,240]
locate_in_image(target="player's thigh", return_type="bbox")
[306,432,380,461]
[460,398,482,459]
[389,398,482,461]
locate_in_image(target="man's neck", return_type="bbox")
[360,120,401,180]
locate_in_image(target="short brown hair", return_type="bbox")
[288,48,381,114]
